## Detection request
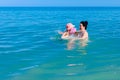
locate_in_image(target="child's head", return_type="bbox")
[66,23,75,31]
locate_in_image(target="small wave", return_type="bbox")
[67,63,84,67]
[13,48,31,53]
[0,45,13,48]
[19,65,39,71]
[0,48,31,54]
[66,73,77,76]
[8,73,21,77]
[67,56,75,58]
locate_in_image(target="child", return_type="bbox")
[61,23,76,39]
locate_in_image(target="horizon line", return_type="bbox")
[0,6,120,7]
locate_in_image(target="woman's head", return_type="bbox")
[80,21,88,30]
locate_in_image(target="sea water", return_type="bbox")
[0,7,120,80]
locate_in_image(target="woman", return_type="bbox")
[61,23,76,39]
[75,21,88,40]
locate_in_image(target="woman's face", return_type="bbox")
[80,23,84,30]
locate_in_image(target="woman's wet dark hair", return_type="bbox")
[80,21,88,30]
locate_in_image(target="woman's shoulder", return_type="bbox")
[85,30,88,34]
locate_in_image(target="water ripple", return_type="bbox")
[19,65,39,71]
[0,7,120,80]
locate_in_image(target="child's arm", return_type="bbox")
[61,32,69,39]
[58,30,64,35]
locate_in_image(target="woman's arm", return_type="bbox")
[79,31,88,40]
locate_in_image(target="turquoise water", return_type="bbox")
[0,7,120,80]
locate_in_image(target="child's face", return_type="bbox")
[66,25,71,30]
